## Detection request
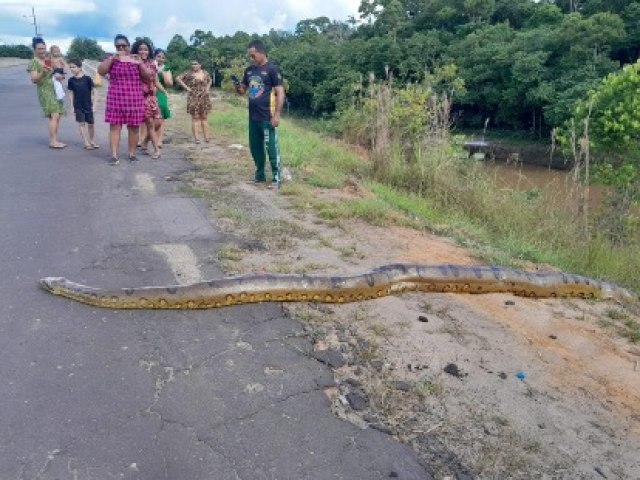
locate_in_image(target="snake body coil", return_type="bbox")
[39,264,637,309]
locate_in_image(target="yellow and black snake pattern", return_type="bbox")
[39,264,637,309]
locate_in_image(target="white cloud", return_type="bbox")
[1,0,96,15]
[111,0,142,28]
[0,0,362,52]
[282,0,360,20]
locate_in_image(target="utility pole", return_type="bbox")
[24,6,41,37]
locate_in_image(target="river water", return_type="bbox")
[484,159,611,213]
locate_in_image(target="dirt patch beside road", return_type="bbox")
[0,58,30,68]
[167,96,640,479]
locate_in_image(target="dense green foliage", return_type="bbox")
[162,0,640,132]
[565,62,640,241]
[0,44,32,59]
[66,37,106,61]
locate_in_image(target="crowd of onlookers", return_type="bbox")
[27,34,214,165]
[27,35,285,189]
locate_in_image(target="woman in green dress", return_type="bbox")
[154,48,173,147]
[27,37,66,149]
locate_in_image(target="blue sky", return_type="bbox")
[0,0,361,52]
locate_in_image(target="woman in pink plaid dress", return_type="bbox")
[97,34,153,165]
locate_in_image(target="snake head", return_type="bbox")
[40,277,68,295]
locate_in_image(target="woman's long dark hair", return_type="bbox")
[32,36,45,50]
[131,39,155,58]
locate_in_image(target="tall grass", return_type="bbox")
[209,93,639,291]
[334,80,639,290]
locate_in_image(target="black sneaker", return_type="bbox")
[128,155,138,162]
[108,157,119,165]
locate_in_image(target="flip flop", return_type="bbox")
[49,144,67,149]
[151,151,161,159]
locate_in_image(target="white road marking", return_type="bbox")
[152,244,202,285]
[133,173,156,194]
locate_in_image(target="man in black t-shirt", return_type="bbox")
[234,40,285,188]
[67,58,98,149]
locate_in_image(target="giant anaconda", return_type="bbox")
[39,264,637,309]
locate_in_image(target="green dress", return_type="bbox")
[27,58,65,117]
[156,65,171,119]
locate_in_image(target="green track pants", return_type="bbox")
[248,120,280,183]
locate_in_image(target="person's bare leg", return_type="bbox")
[88,123,97,147]
[138,123,147,148]
[145,118,161,158]
[202,115,210,142]
[78,122,90,147]
[155,118,164,147]
[127,125,139,157]
[140,123,151,153]
[109,124,121,158]
[191,115,200,142]
[54,113,65,147]
[49,113,65,147]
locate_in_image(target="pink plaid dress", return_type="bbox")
[104,57,145,126]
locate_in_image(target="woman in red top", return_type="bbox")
[132,39,166,159]
[98,34,152,165]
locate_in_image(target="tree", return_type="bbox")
[66,37,106,61]
[295,16,332,35]
[166,34,192,77]
[463,0,496,24]
[0,44,32,58]
[566,61,640,241]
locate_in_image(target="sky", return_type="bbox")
[0,0,362,53]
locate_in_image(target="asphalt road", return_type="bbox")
[0,65,431,479]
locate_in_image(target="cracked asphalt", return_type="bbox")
[0,65,430,479]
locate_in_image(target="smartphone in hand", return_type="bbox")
[230,74,240,85]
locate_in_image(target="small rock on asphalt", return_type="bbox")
[346,391,369,411]
[312,348,346,368]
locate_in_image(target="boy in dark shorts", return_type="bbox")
[67,58,99,149]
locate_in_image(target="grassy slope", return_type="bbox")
[210,98,640,293]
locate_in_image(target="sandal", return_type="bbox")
[49,143,67,149]
[151,151,161,160]
[194,138,201,144]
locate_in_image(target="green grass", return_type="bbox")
[207,100,640,293]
